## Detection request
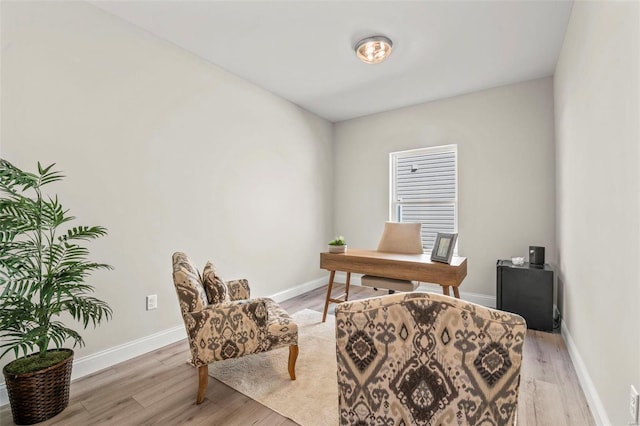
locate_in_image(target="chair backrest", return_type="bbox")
[172,252,208,315]
[335,292,526,426]
[377,222,423,254]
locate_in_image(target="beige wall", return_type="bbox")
[554,1,640,425]
[334,78,557,299]
[0,0,333,374]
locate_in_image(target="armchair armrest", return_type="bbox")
[183,298,269,366]
[226,279,251,301]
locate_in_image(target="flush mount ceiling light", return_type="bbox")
[355,36,393,64]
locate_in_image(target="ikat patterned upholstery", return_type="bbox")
[227,279,251,301]
[335,292,526,426]
[172,252,298,368]
[202,261,229,304]
[172,252,208,315]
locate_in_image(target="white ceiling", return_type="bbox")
[90,1,573,122]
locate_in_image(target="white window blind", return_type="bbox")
[390,145,458,252]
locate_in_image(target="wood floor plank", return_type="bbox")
[44,402,93,426]
[545,332,595,425]
[0,284,595,425]
[521,330,557,383]
[131,366,194,408]
[518,378,567,426]
[125,384,212,425]
[153,339,191,366]
[77,360,176,412]
[84,397,145,424]
[68,367,120,399]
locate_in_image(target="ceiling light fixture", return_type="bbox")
[355,36,393,64]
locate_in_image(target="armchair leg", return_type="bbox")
[288,345,299,380]
[196,365,208,404]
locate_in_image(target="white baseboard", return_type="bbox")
[70,325,185,380]
[334,272,496,308]
[0,325,186,407]
[561,321,610,425]
[268,276,328,303]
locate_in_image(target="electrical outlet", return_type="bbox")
[631,385,639,424]
[146,294,157,311]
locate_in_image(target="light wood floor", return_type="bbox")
[0,285,595,425]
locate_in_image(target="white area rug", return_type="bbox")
[208,309,338,426]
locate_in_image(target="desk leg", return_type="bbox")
[322,270,336,323]
[442,286,451,296]
[345,272,352,301]
[453,287,460,299]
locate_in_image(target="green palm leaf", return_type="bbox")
[0,159,112,360]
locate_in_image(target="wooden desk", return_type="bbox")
[320,249,467,322]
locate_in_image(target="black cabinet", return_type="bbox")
[496,260,554,332]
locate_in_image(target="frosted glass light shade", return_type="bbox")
[355,36,393,64]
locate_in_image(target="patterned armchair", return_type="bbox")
[172,252,298,404]
[335,292,526,425]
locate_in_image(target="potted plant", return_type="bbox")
[0,160,112,425]
[328,235,347,253]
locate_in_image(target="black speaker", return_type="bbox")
[529,246,545,265]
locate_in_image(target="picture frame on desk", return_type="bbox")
[430,232,457,264]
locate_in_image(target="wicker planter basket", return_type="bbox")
[3,349,73,425]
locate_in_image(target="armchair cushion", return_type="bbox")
[227,279,251,301]
[172,252,208,315]
[184,297,297,367]
[202,261,229,304]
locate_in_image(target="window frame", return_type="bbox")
[389,144,458,254]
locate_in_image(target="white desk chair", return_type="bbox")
[361,222,423,294]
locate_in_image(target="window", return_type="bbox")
[390,145,457,252]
